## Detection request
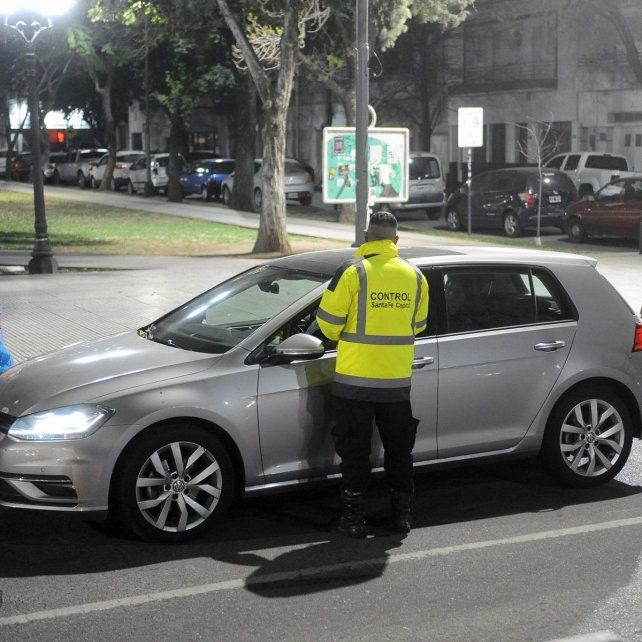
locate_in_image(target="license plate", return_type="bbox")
[549,195,562,204]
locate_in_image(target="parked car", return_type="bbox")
[54,148,108,187]
[127,153,185,195]
[386,152,446,220]
[179,158,235,201]
[43,152,67,184]
[89,150,145,191]
[446,167,578,237]
[221,158,314,210]
[0,150,8,177]
[0,246,640,542]
[545,152,636,200]
[564,177,642,243]
[9,152,33,182]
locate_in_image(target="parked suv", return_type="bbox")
[386,152,446,219]
[545,152,636,200]
[446,168,578,237]
[127,153,185,195]
[54,149,108,187]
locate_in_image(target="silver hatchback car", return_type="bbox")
[1,247,641,542]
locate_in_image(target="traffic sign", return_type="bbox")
[458,107,484,148]
[322,127,409,204]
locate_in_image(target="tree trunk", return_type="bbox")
[97,71,116,191]
[230,74,257,211]
[1,94,11,182]
[253,104,291,254]
[167,115,185,202]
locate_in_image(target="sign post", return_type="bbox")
[322,126,409,208]
[458,107,484,235]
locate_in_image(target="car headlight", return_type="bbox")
[8,404,114,441]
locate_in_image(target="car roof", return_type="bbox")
[270,246,597,275]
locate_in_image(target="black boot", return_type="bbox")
[390,490,413,534]
[336,489,367,539]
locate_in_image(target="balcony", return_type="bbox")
[453,59,558,94]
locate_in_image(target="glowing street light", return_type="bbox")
[0,0,75,274]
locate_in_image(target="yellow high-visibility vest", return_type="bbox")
[317,239,429,401]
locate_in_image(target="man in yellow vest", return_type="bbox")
[317,211,429,538]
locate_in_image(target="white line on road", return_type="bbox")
[2,515,642,627]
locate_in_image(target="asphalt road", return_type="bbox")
[1,183,642,641]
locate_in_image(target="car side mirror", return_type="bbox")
[264,333,325,365]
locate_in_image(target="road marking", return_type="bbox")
[2,515,642,626]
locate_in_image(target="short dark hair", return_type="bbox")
[367,210,398,240]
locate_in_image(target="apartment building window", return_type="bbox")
[132,132,143,150]
[463,12,557,92]
[636,134,642,147]
[625,134,632,147]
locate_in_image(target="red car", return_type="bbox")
[566,177,642,242]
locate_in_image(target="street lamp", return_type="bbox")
[0,0,74,274]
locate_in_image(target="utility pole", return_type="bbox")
[354,0,369,246]
[143,16,153,197]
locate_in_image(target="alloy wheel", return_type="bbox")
[504,213,520,237]
[446,208,460,231]
[136,440,223,533]
[559,399,625,477]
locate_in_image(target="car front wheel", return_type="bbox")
[222,186,231,206]
[503,212,522,238]
[567,218,586,243]
[111,424,235,542]
[541,387,633,488]
[446,207,462,231]
[201,185,211,202]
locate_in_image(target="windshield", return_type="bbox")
[142,266,326,354]
[409,156,440,180]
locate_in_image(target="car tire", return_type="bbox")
[222,186,231,206]
[503,212,522,238]
[201,185,211,202]
[127,180,136,195]
[446,207,462,231]
[111,424,235,543]
[78,172,87,189]
[253,188,262,212]
[299,194,312,206]
[567,218,586,243]
[426,208,442,220]
[540,386,633,488]
[110,178,117,191]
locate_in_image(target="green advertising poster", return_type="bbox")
[322,127,409,204]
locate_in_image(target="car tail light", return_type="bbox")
[115,163,124,170]
[518,191,537,207]
[634,319,642,352]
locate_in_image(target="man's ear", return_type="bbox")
[393,235,399,245]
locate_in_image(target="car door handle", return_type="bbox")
[412,356,435,369]
[534,341,566,352]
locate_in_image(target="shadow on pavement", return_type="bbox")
[1,458,640,599]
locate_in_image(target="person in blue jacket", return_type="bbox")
[0,307,13,373]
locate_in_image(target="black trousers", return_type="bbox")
[332,396,419,495]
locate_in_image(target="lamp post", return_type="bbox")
[354,0,369,246]
[0,1,74,274]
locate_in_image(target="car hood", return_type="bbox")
[0,331,217,417]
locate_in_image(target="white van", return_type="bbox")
[386,151,446,219]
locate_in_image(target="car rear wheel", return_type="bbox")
[446,207,462,231]
[201,185,211,202]
[541,387,633,488]
[253,188,262,212]
[222,186,231,206]
[503,212,522,238]
[567,218,586,243]
[111,424,235,542]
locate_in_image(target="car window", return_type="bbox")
[564,154,580,171]
[80,151,104,160]
[488,172,514,191]
[526,171,576,193]
[443,268,536,333]
[545,155,565,169]
[597,181,626,202]
[157,157,169,168]
[527,269,576,323]
[409,156,440,180]
[285,161,304,173]
[470,173,491,193]
[144,266,326,354]
[585,155,628,171]
[629,179,642,200]
[120,153,144,164]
